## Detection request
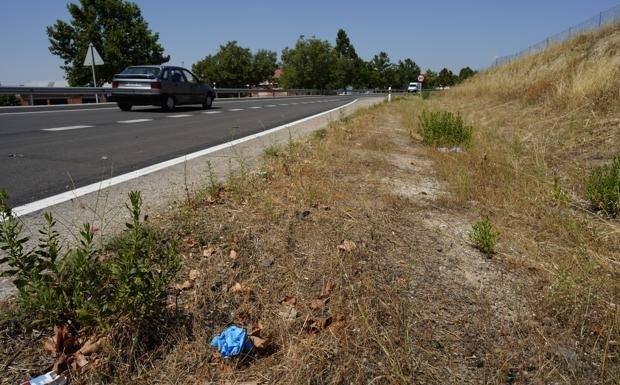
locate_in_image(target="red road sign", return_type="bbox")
[417,74,425,82]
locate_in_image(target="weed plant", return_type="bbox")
[586,154,620,216]
[0,190,179,329]
[469,218,499,255]
[418,109,472,147]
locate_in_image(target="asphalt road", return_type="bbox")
[0,95,358,207]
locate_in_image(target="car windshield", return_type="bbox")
[120,67,160,77]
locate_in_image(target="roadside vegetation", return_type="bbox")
[404,22,619,383]
[1,21,618,385]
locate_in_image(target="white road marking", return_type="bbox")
[117,118,153,124]
[291,102,299,105]
[248,106,262,109]
[41,125,93,132]
[167,114,192,118]
[203,110,222,114]
[14,98,360,217]
[266,104,276,107]
[228,108,244,111]
[0,107,117,116]
[279,103,289,106]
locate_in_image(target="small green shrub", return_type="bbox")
[421,90,431,100]
[0,189,180,329]
[586,154,620,216]
[469,218,499,255]
[313,128,327,140]
[418,110,473,147]
[264,144,282,158]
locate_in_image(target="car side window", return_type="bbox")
[169,69,186,83]
[161,69,170,80]
[183,70,198,84]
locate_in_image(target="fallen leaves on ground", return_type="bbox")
[338,240,356,252]
[229,282,252,295]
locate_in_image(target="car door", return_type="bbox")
[182,69,203,104]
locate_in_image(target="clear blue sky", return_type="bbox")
[1,0,618,85]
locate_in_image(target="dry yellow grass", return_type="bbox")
[401,22,620,383]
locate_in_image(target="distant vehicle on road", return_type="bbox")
[407,82,421,93]
[111,65,216,111]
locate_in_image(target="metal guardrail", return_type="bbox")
[0,86,421,106]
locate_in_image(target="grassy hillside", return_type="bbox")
[404,22,619,382]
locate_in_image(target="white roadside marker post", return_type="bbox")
[388,86,392,102]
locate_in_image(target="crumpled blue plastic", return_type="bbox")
[210,325,253,358]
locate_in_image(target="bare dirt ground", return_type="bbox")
[1,99,613,384]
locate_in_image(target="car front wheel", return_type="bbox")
[162,96,175,111]
[202,94,213,109]
[118,102,132,111]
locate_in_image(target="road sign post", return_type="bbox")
[417,74,425,94]
[83,43,104,103]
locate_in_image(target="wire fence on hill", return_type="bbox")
[493,4,620,66]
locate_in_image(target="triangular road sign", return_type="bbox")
[83,43,104,66]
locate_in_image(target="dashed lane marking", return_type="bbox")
[203,111,222,114]
[167,114,193,118]
[117,119,153,124]
[41,125,93,132]
[228,108,244,111]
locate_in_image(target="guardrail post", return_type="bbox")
[29,93,34,106]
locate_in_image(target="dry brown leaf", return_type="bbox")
[202,246,216,257]
[175,280,194,291]
[308,316,333,332]
[338,240,356,252]
[79,336,106,356]
[229,282,251,294]
[249,335,268,349]
[279,295,297,306]
[189,269,199,281]
[75,352,89,368]
[309,298,327,310]
[278,305,298,321]
[320,282,334,298]
[229,249,238,259]
[43,337,57,357]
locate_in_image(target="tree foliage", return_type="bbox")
[0,94,20,107]
[279,36,336,89]
[190,28,476,90]
[47,0,169,86]
[458,66,477,82]
[192,42,277,87]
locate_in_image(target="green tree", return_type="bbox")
[193,41,253,87]
[0,94,20,106]
[370,51,397,88]
[458,66,477,82]
[437,67,457,87]
[251,49,278,86]
[280,36,336,89]
[193,42,276,87]
[394,58,421,89]
[46,0,169,86]
[333,29,362,89]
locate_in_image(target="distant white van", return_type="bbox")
[407,82,421,93]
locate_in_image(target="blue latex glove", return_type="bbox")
[210,325,253,358]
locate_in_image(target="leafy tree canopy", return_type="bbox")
[47,0,169,86]
[458,66,477,82]
[192,41,277,87]
[279,36,336,89]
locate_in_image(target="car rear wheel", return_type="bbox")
[162,96,175,111]
[202,94,213,109]
[118,102,132,111]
